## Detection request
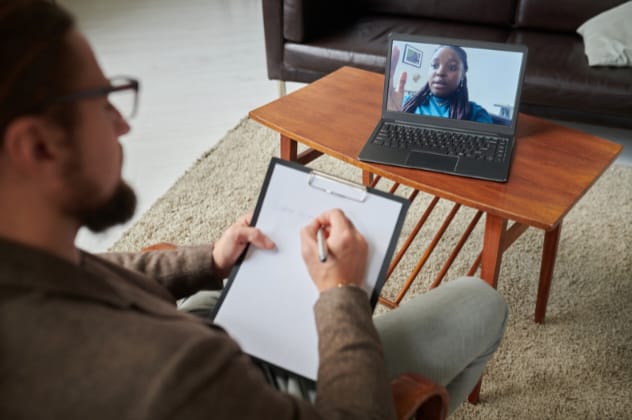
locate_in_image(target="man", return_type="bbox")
[0,1,508,418]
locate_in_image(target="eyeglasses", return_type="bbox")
[47,77,140,120]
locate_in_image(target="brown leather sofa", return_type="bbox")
[262,0,632,128]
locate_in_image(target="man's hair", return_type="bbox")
[0,0,77,144]
[402,45,472,120]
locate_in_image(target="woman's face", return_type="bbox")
[427,47,465,98]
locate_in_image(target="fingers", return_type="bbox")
[388,47,405,111]
[390,45,400,72]
[302,217,321,240]
[300,220,319,264]
[238,212,253,226]
[232,212,274,249]
[313,208,351,233]
[239,225,276,250]
[300,209,368,293]
[399,71,407,92]
[389,45,400,89]
[212,214,275,279]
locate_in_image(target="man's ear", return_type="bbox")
[2,117,65,174]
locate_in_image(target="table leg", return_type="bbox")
[469,214,507,404]
[280,134,323,164]
[362,170,374,186]
[280,134,298,161]
[468,381,483,405]
[535,223,562,324]
[480,214,508,288]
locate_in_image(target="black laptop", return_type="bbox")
[358,33,528,182]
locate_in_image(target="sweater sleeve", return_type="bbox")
[98,244,223,299]
[313,286,396,419]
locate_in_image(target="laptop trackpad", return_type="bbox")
[406,152,458,171]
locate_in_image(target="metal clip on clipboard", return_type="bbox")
[308,170,367,203]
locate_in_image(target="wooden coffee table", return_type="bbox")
[249,66,622,324]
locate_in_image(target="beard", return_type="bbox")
[79,180,137,233]
[58,136,137,233]
[60,161,137,233]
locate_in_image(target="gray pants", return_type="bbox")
[179,276,507,415]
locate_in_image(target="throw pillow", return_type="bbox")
[577,1,632,67]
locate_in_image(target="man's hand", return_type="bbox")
[300,209,368,293]
[387,45,407,111]
[212,213,275,279]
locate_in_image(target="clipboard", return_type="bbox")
[212,157,409,382]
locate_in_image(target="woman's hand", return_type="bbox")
[300,209,368,293]
[212,213,275,279]
[387,46,407,111]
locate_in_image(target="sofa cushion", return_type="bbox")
[283,0,361,42]
[283,16,510,81]
[577,2,632,67]
[365,0,515,26]
[514,0,628,32]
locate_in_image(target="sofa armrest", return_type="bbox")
[262,0,363,81]
[261,0,285,80]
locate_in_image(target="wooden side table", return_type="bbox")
[250,66,621,324]
[250,67,621,403]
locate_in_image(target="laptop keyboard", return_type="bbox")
[372,122,508,163]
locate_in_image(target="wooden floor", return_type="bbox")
[59,0,631,252]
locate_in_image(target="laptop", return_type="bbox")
[358,33,528,182]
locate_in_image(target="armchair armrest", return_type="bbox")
[142,243,448,419]
[392,373,448,420]
[141,242,178,252]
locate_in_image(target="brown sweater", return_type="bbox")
[0,238,395,419]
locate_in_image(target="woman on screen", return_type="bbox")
[390,45,493,123]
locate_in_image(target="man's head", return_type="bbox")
[0,0,136,234]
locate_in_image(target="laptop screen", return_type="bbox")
[385,35,527,129]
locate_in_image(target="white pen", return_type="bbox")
[317,226,328,262]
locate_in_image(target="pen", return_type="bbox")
[317,227,328,262]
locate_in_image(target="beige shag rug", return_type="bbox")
[111,118,632,419]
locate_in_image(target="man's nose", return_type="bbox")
[118,118,131,135]
[113,107,131,135]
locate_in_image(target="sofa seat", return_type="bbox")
[511,30,632,122]
[284,15,512,83]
